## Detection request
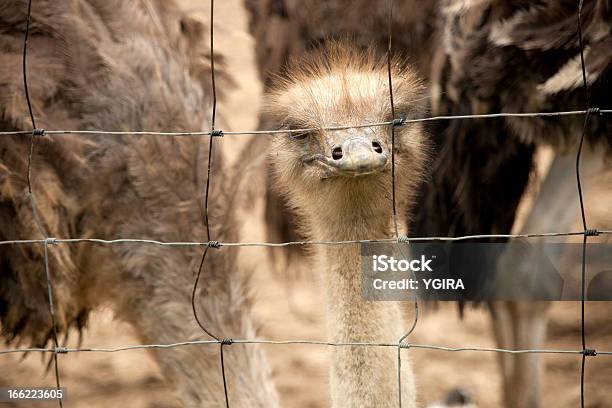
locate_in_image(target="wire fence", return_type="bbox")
[1,0,610,407]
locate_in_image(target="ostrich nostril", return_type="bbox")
[372,141,383,154]
[332,146,343,160]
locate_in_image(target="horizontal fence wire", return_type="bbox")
[0,109,610,137]
[3,0,610,406]
[0,230,610,247]
[2,340,612,356]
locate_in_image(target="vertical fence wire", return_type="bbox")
[191,0,220,343]
[21,0,63,406]
[386,0,398,240]
[43,240,63,408]
[186,0,233,406]
[385,0,419,406]
[575,1,598,406]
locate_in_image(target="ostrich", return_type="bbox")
[266,43,428,408]
[244,0,437,258]
[246,0,611,406]
[0,1,279,407]
[420,2,611,407]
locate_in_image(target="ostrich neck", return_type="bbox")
[315,210,405,341]
[312,207,415,407]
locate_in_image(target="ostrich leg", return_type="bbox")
[493,150,604,408]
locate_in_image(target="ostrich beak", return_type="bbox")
[307,136,388,177]
[337,137,387,175]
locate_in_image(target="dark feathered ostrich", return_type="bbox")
[0,1,279,406]
[420,2,611,407]
[244,0,611,407]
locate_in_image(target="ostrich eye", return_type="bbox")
[285,122,310,141]
[290,131,309,140]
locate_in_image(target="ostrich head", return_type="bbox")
[266,43,429,236]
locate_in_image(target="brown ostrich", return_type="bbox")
[245,0,611,407]
[267,42,428,408]
[0,1,279,407]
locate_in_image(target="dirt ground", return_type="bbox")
[1,1,611,407]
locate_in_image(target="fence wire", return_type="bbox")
[20,0,64,407]
[2,0,609,407]
[1,109,610,137]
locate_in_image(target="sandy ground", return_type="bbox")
[2,1,611,407]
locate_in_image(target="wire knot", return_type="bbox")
[587,107,600,115]
[211,129,224,137]
[397,235,410,243]
[392,118,405,126]
[55,347,68,354]
[207,240,221,248]
[45,237,58,245]
[399,341,411,349]
[583,348,597,356]
[220,338,234,346]
[584,229,600,237]
[32,128,45,136]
